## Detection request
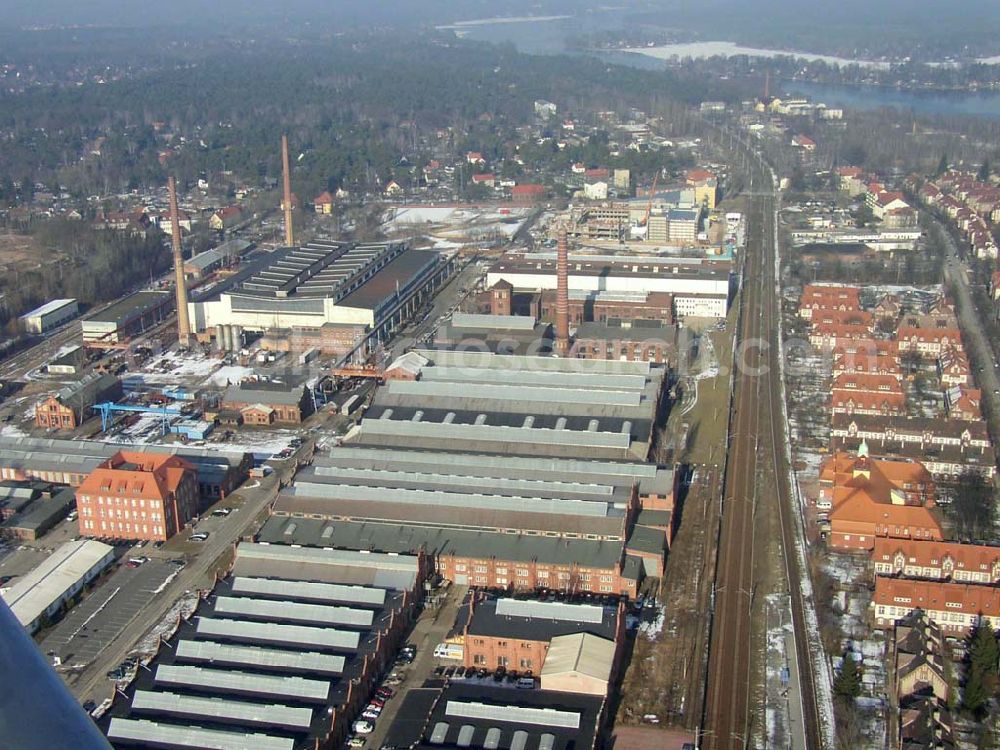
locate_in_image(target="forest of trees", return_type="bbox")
[0,220,170,331]
[0,32,725,207]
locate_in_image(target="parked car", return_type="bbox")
[375,687,394,700]
[347,737,367,748]
[352,721,374,735]
[361,710,380,722]
[190,532,209,542]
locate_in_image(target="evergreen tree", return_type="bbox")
[833,652,862,701]
[964,620,1000,717]
[979,158,992,183]
[937,153,950,176]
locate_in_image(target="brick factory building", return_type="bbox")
[34,373,122,430]
[258,516,644,598]
[221,380,313,425]
[81,290,173,344]
[0,436,250,502]
[462,595,623,685]
[75,451,199,542]
[99,541,424,750]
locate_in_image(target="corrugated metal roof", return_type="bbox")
[449,312,537,331]
[108,718,295,750]
[237,541,419,573]
[445,701,581,729]
[494,598,605,624]
[213,596,373,627]
[195,616,360,652]
[155,663,330,702]
[415,348,652,376]
[1,540,113,628]
[361,418,631,449]
[174,639,345,675]
[131,690,313,729]
[540,632,615,681]
[387,379,642,407]
[419,365,648,391]
[230,576,385,606]
[288,480,614,517]
[309,465,616,499]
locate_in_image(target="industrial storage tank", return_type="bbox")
[232,325,244,350]
[214,325,226,351]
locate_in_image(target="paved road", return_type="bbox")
[935,218,1000,451]
[41,560,176,667]
[390,258,486,358]
[362,585,467,747]
[68,439,312,705]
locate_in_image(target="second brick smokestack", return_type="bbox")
[282,134,295,247]
[168,176,191,349]
[555,225,570,356]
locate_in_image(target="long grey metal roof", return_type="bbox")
[154,664,331,702]
[288,480,615,518]
[195,617,361,651]
[131,690,313,730]
[237,541,419,573]
[174,639,346,676]
[257,516,626,570]
[361,418,631,450]
[418,365,649,391]
[414,348,652,375]
[308,465,617,500]
[386,379,642,407]
[230,576,386,606]
[494,598,605,624]
[213,596,374,627]
[107,718,295,750]
[320,446,672,494]
[445,702,581,730]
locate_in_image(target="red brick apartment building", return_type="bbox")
[873,577,1000,635]
[75,451,199,542]
[820,450,943,550]
[872,538,1000,584]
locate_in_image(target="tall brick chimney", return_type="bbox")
[168,176,191,348]
[282,134,295,247]
[555,225,570,356]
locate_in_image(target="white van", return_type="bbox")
[433,643,464,660]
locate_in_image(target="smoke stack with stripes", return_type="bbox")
[555,225,570,356]
[282,134,295,247]
[168,176,191,349]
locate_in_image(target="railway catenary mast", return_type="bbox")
[282,134,295,247]
[168,176,191,348]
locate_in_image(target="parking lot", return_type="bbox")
[39,559,180,668]
[0,542,53,585]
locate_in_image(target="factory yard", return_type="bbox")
[40,558,180,669]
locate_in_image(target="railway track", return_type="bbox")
[701,140,824,749]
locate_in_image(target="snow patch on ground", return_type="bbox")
[204,365,256,387]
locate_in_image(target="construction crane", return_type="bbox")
[91,402,184,433]
[642,171,659,227]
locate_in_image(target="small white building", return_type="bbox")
[19,299,79,334]
[1,539,115,633]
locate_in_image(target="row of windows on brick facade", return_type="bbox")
[81,519,165,536]
[453,564,613,583]
[80,494,174,510]
[78,505,165,522]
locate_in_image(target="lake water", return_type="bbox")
[449,15,1000,119]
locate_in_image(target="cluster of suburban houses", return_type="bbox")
[798,283,1000,640]
[913,169,1000,260]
